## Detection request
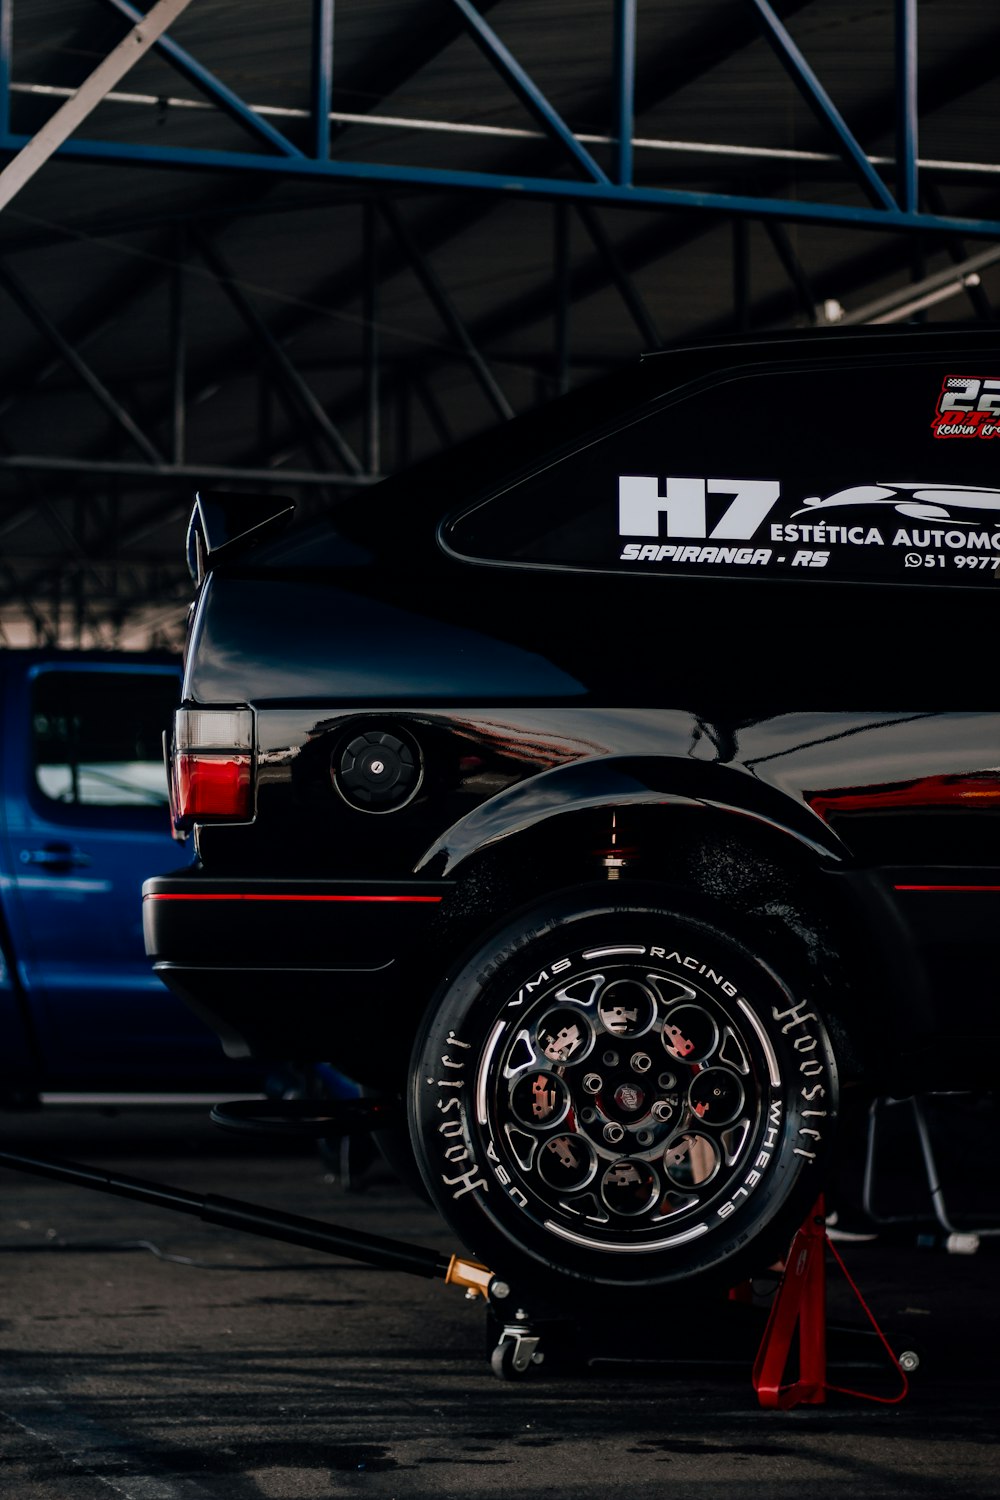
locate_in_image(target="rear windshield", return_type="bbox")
[443,357,1000,589]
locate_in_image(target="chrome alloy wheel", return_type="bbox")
[479,956,774,1253]
[411,894,837,1290]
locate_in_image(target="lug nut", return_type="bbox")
[651,1101,674,1123]
[582,1073,603,1094]
[630,1053,652,1074]
[603,1122,625,1145]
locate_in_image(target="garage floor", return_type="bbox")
[0,1107,997,1499]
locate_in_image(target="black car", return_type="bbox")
[144,326,1000,1303]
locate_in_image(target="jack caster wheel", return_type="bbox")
[491,1334,544,1380]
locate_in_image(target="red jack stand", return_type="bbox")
[751,1195,911,1410]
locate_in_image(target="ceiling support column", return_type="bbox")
[894,0,919,216]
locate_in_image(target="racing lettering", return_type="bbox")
[651,951,737,996]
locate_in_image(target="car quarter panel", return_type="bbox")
[152,330,1000,1087]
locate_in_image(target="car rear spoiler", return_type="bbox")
[186,492,295,587]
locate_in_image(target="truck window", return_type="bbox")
[31,671,176,808]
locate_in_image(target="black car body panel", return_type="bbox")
[146,328,1000,1090]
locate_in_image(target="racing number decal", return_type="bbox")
[619,476,781,540]
[932,375,1000,438]
[938,377,1000,416]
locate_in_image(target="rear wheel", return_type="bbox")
[409,888,838,1297]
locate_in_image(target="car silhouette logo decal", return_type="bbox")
[791,482,1000,525]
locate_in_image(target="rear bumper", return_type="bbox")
[142,872,454,1076]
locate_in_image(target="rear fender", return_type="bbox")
[415,754,848,877]
[416,758,926,1086]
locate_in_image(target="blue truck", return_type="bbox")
[0,650,261,1105]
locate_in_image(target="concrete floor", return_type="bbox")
[0,1107,997,1499]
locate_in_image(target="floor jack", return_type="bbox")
[0,1099,914,1408]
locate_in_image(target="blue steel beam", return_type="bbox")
[448,0,610,185]
[895,0,918,215]
[14,131,1000,241]
[312,0,334,162]
[613,0,636,188]
[748,0,897,212]
[98,0,303,158]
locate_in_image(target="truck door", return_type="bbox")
[0,661,230,1088]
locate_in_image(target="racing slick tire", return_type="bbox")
[409,887,838,1298]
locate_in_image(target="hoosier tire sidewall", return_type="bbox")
[409,896,838,1292]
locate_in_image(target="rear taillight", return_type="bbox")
[170,707,253,831]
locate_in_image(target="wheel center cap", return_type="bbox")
[614,1082,645,1113]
